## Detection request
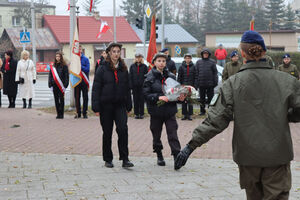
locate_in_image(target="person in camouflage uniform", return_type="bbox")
[278,54,299,80]
[175,31,300,200]
[222,51,242,82]
[264,54,276,69]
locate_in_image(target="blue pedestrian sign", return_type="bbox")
[175,45,181,55]
[20,32,30,43]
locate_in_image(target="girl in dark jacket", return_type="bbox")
[1,50,18,108]
[48,52,69,119]
[143,53,185,168]
[92,42,134,169]
[177,54,196,120]
[129,53,148,119]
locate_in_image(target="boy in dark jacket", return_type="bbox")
[129,53,148,119]
[143,53,185,168]
[177,54,196,120]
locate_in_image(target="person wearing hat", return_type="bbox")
[222,50,242,82]
[143,53,186,167]
[160,48,177,75]
[214,44,227,67]
[92,42,134,168]
[74,45,90,119]
[129,53,148,119]
[195,48,218,115]
[95,50,107,73]
[175,30,300,200]
[177,54,196,120]
[278,54,299,80]
[1,50,18,108]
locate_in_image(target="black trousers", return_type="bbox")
[100,104,129,162]
[132,87,144,116]
[7,95,16,108]
[53,87,65,117]
[182,100,193,116]
[150,115,181,155]
[74,81,88,116]
[199,87,214,112]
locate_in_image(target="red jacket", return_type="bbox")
[215,49,227,60]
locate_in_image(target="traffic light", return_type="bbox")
[136,18,143,29]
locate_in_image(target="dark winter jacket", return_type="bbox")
[1,58,18,96]
[195,48,218,88]
[92,61,132,113]
[166,56,176,75]
[177,61,196,87]
[48,63,69,89]
[95,56,106,73]
[129,62,148,89]
[143,67,177,117]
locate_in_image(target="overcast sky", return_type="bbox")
[50,0,124,16]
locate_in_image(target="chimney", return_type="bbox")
[94,11,100,21]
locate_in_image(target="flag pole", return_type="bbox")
[113,0,117,42]
[69,0,76,108]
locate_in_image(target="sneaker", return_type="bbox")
[74,114,81,119]
[104,161,114,168]
[139,115,144,119]
[135,115,139,119]
[181,116,187,120]
[83,114,88,119]
[187,116,192,121]
[122,160,134,168]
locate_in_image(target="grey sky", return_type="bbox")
[49,0,124,16]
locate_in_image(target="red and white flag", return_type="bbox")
[90,0,93,12]
[96,21,111,39]
[67,0,70,11]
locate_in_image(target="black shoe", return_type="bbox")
[139,115,144,119]
[74,114,81,119]
[83,114,88,119]
[28,99,32,109]
[122,160,134,168]
[56,115,63,119]
[135,115,139,119]
[156,151,166,166]
[105,161,114,168]
[187,116,192,121]
[199,112,206,116]
[22,99,26,109]
[181,116,187,120]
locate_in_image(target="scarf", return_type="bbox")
[4,58,10,71]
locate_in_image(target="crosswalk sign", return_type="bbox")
[20,32,30,43]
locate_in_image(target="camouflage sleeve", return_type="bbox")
[188,81,234,149]
[222,64,229,82]
[295,66,299,80]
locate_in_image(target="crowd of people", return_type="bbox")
[1,30,300,199]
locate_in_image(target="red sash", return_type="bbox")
[80,71,90,89]
[50,65,66,95]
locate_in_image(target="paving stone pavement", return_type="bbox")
[0,152,299,200]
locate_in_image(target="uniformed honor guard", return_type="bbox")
[278,54,299,80]
[175,31,300,200]
[222,50,242,82]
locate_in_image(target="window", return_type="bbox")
[0,16,2,27]
[12,16,21,26]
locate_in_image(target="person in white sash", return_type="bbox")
[15,50,36,109]
[48,52,69,119]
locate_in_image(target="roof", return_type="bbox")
[0,0,55,8]
[131,24,198,44]
[3,28,60,50]
[206,30,300,35]
[43,15,141,44]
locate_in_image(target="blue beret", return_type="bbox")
[160,48,169,53]
[241,31,266,51]
[283,53,290,58]
[230,51,238,58]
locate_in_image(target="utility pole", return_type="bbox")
[161,0,165,49]
[69,0,76,108]
[143,0,147,57]
[269,20,272,50]
[30,0,36,65]
[113,0,117,42]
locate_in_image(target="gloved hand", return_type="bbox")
[174,145,194,170]
[16,81,20,84]
[33,79,36,84]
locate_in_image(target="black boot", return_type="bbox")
[105,161,114,168]
[28,98,32,109]
[200,105,206,115]
[22,99,27,109]
[156,151,166,166]
[122,159,134,168]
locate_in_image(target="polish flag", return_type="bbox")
[67,0,70,11]
[90,0,93,12]
[96,21,111,39]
